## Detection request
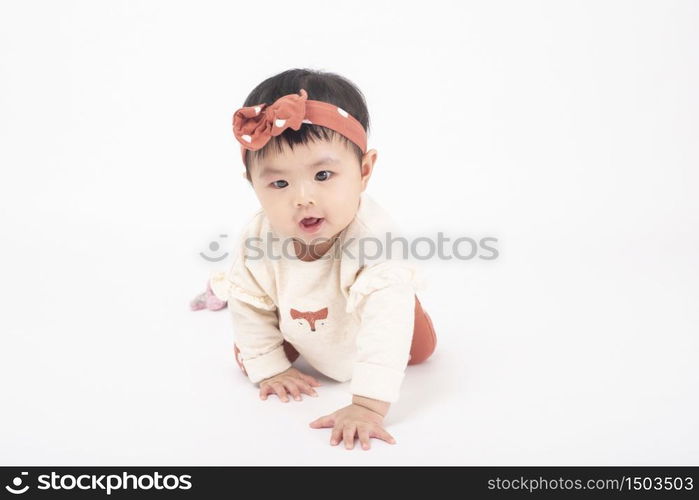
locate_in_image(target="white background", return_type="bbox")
[1,0,697,465]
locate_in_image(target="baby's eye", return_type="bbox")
[315,170,333,181]
[270,180,288,189]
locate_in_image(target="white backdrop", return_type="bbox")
[1,0,697,465]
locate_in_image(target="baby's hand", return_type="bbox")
[309,404,396,450]
[259,367,321,402]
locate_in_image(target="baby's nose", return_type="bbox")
[293,182,316,207]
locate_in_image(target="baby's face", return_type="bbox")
[249,135,376,251]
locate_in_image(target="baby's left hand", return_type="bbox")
[309,404,396,450]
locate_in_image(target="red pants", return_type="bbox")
[233,295,437,377]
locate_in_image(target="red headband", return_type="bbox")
[232,88,367,167]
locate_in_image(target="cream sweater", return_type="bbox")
[209,192,427,403]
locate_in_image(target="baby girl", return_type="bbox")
[204,68,437,450]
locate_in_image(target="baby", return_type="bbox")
[206,68,437,450]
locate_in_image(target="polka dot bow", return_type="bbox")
[232,88,367,166]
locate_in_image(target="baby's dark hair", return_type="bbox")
[240,68,370,183]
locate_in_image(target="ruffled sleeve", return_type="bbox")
[209,255,276,312]
[345,260,428,314]
[209,232,290,384]
[346,260,429,403]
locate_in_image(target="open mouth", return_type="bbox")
[300,217,323,227]
[299,217,324,232]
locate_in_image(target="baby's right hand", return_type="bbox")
[259,367,321,402]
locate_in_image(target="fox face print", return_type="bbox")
[290,307,329,332]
